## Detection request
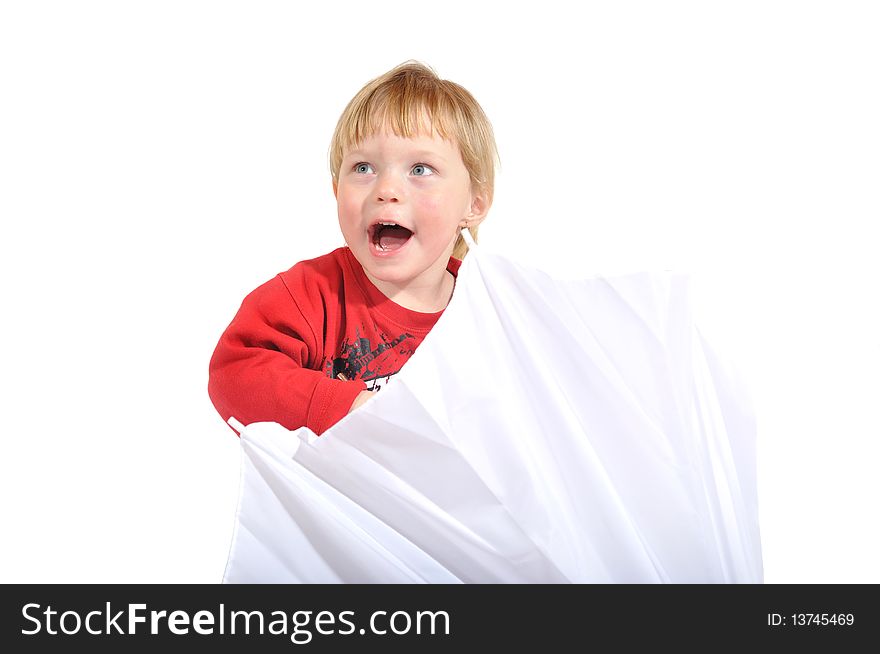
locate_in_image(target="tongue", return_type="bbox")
[377,225,412,251]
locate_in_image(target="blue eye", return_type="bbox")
[354,163,373,174]
[412,164,434,176]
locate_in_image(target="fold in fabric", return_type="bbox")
[223,238,763,583]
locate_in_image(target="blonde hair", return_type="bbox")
[329,61,499,260]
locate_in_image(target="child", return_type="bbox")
[209,61,498,435]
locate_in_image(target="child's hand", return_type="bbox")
[347,389,376,414]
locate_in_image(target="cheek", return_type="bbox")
[337,194,361,221]
[416,193,448,216]
[421,184,470,217]
[417,199,439,216]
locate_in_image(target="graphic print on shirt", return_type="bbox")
[326,328,415,392]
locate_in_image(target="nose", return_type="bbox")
[375,170,401,203]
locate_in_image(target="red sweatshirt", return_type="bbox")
[209,246,461,436]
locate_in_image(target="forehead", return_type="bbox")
[343,129,461,161]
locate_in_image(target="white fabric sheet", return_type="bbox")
[223,237,763,583]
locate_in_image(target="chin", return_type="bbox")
[363,262,419,285]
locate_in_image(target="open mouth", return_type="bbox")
[369,221,413,252]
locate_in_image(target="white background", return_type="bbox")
[1,1,877,583]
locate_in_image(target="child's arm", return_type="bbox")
[348,389,377,413]
[208,276,367,436]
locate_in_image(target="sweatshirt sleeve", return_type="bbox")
[208,275,366,436]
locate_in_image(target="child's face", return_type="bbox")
[334,129,484,300]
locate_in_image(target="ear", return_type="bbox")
[460,190,490,228]
[332,178,338,199]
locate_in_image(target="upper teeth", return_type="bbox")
[378,222,398,226]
